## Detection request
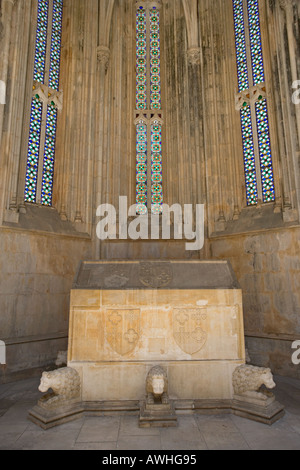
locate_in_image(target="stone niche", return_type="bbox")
[29,259,285,428]
[68,260,246,402]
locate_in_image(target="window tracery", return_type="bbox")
[24,0,63,207]
[233,0,275,206]
[135,0,163,215]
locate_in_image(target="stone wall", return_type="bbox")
[0,208,92,383]
[0,0,299,383]
[210,226,300,379]
[0,0,95,382]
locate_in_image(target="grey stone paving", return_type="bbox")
[0,375,300,450]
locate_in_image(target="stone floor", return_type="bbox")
[0,374,300,450]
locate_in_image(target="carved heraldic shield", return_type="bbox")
[173,308,207,355]
[105,309,140,356]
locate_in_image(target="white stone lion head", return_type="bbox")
[38,372,53,393]
[146,366,168,397]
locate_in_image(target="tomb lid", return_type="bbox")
[72,260,240,290]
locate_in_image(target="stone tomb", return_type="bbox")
[29,260,284,428]
[68,260,245,401]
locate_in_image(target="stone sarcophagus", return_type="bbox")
[67,260,246,402]
[29,259,285,429]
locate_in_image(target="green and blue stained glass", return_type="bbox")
[25,0,63,206]
[136,121,148,215]
[247,0,265,86]
[255,97,275,202]
[33,0,49,84]
[136,7,147,111]
[150,7,161,111]
[24,97,43,203]
[41,104,57,206]
[151,121,163,213]
[49,0,63,91]
[233,0,275,205]
[233,0,249,92]
[240,104,258,205]
[136,4,163,213]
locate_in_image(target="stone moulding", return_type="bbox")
[72,260,241,290]
[28,396,285,430]
[28,361,285,429]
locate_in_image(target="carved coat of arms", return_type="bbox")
[139,262,173,288]
[104,265,129,288]
[105,309,140,356]
[173,308,207,355]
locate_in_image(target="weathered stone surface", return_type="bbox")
[0,0,299,384]
[211,227,300,378]
[73,260,240,290]
[68,260,245,403]
[0,226,92,383]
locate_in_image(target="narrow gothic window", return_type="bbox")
[135,1,163,215]
[24,0,63,207]
[233,0,275,206]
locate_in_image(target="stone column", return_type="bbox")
[183,0,206,213]
[275,0,300,221]
[93,0,115,259]
[94,45,110,258]
[221,0,243,221]
[0,0,32,224]
[279,0,300,143]
[205,0,226,232]
[182,0,200,60]
[0,0,16,151]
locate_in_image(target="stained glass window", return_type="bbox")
[151,120,163,209]
[136,119,148,214]
[136,6,147,112]
[135,2,163,215]
[233,0,275,205]
[24,0,63,207]
[25,97,43,203]
[150,8,161,111]
[240,104,258,206]
[33,0,49,83]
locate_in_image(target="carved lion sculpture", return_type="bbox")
[38,367,80,408]
[232,364,276,398]
[146,366,169,405]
